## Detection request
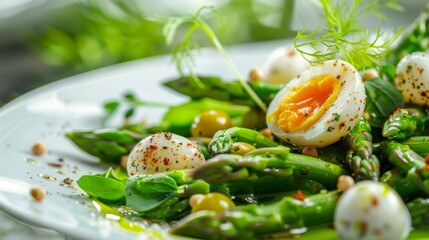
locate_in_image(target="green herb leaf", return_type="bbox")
[364,77,405,127]
[102,101,120,125]
[124,108,134,119]
[77,175,125,202]
[125,174,179,213]
[101,91,170,126]
[294,0,404,70]
[104,101,120,113]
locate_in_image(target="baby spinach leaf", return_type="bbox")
[125,174,179,213]
[77,175,125,202]
[364,78,404,127]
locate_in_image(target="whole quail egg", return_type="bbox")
[262,45,311,85]
[334,181,411,240]
[394,51,429,107]
[127,132,205,176]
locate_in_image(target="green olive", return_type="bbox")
[191,110,232,138]
[191,192,235,213]
[231,142,256,155]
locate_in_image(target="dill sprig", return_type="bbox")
[294,0,404,70]
[163,6,268,112]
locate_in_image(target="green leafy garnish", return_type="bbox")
[162,6,268,112]
[364,77,404,127]
[102,91,170,126]
[77,175,125,202]
[125,174,179,213]
[294,0,404,70]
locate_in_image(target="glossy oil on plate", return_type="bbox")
[0,41,287,240]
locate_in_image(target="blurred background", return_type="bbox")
[0,0,426,106]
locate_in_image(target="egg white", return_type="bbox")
[266,60,366,147]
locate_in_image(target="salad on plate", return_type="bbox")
[59,1,429,239]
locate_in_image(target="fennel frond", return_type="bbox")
[294,0,404,70]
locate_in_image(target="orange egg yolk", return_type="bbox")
[269,74,341,132]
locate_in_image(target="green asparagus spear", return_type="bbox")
[380,169,420,200]
[163,75,282,106]
[123,169,326,220]
[212,176,326,203]
[401,136,429,157]
[66,128,145,163]
[407,197,429,227]
[380,141,429,195]
[170,190,340,239]
[208,127,280,155]
[345,118,380,181]
[191,146,347,189]
[382,108,427,141]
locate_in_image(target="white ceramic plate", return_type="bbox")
[0,40,286,240]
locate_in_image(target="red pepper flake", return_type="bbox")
[371,195,378,206]
[406,65,412,73]
[163,157,170,166]
[295,190,306,201]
